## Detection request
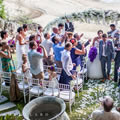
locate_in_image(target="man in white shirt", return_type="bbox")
[28,41,47,80]
[92,96,120,120]
[42,33,54,65]
[59,42,76,84]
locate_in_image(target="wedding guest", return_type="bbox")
[29,35,36,42]
[22,54,29,74]
[0,30,8,43]
[74,33,91,68]
[28,41,47,80]
[116,107,120,113]
[8,36,15,53]
[48,66,58,88]
[0,31,8,72]
[65,32,73,43]
[0,42,15,85]
[0,42,15,72]
[23,24,28,39]
[52,36,64,68]
[23,24,30,53]
[51,27,66,43]
[42,33,54,65]
[91,96,120,120]
[29,35,42,53]
[22,54,31,83]
[58,23,64,35]
[36,25,44,43]
[51,27,59,39]
[107,24,119,39]
[114,41,120,86]
[16,27,27,70]
[70,38,86,70]
[65,18,74,32]
[99,34,114,82]
[59,42,76,84]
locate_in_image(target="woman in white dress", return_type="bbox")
[23,24,30,53]
[16,27,27,70]
[87,30,103,79]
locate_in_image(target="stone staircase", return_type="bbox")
[0,95,20,117]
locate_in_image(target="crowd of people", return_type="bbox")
[0,18,120,119]
[0,20,120,86]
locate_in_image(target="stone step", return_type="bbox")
[0,102,16,112]
[0,109,20,116]
[0,95,8,104]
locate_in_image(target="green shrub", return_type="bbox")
[17,16,33,25]
[0,0,6,19]
[0,115,23,120]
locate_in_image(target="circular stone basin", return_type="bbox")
[23,96,68,120]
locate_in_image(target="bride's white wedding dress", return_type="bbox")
[87,41,103,79]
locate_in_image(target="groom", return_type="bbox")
[99,34,114,81]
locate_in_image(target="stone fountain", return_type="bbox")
[22,96,70,120]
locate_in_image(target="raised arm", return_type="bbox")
[39,45,48,58]
[75,45,86,55]
[85,39,91,47]
[0,47,11,59]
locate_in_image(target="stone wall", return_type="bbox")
[0,18,40,34]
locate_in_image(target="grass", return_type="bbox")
[0,55,119,120]
[0,78,119,120]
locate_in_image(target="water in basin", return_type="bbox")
[29,103,61,120]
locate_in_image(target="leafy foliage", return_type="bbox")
[0,115,23,120]
[0,0,6,19]
[17,16,33,25]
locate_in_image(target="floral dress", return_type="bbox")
[1,51,15,72]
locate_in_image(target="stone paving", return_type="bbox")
[0,110,20,116]
[0,95,8,104]
[0,96,21,116]
[0,102,16,112]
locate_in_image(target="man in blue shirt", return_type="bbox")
[52,36,64,68]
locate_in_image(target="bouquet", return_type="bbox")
[88,47,97,62]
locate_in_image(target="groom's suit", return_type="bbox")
[114,40,120,83]
[99,40,114,79]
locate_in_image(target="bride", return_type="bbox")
[87,30,103,79]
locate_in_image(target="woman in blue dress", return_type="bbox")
[70,39,86,70]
